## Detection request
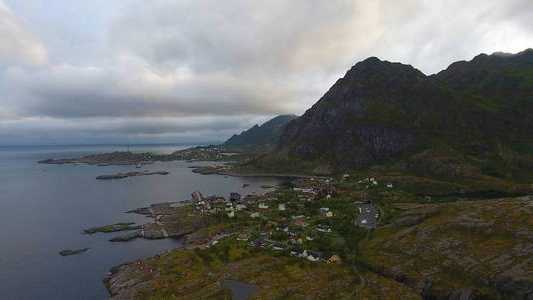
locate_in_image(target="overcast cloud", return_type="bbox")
[0,0,531,145]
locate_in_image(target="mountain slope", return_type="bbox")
[224,115,297,150]
[260,50,533,180]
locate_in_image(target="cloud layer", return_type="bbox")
[0,0,532,145]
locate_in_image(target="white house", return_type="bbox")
[258,203,269,209]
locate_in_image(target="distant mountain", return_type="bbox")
[258,49,533,179]
[224,115,298,150]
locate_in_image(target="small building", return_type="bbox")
[230,192,241,202]
[237,233,250,241]
[303,250,323,262]
[328,255,342,264]
[191,191,204,202]
[316,224,332,233]
[319,208,334,217]
[258,203,269,209]
[278,203,286,211]
[250,212,261,218]
[293,219,307,227]
[235,204,247,211]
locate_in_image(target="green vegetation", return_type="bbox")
[116,238,420,300]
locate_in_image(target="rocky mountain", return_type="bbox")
[224,115,298,150]
[265,49,533,179]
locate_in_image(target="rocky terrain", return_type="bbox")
[104,241,421,300]
[360,196,533,299]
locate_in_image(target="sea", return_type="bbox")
[0,144,282,299]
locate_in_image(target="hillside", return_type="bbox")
[253,50,533,182]
[224,114,297,151]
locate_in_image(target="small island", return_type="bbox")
[96,171,169,180]
[59,248,90,257]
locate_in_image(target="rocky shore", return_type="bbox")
[85,202,213,244]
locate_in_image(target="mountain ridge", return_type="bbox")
[223,114,298,150]
[252,49,533,181]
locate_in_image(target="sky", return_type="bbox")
[0,0,531,145]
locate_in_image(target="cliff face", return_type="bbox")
[224,114,297,150]
[275,50,533,175]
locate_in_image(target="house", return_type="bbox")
[308,250,324,261]
[293,218,307,227]
[319,207,334,217]
[250,212,261,218]
[316,224,332,233]
[278,203,286,211]
[227,211,235,218]
[271,242,285,251]
[230,192,241,202]
[386,183,394,188]
[317,185,337,198]
[235,204,247,211]
[237,233,250,241]
[328,255,342,264]
[191,191,204,202]
[277,225,289,232]
[258,203,269,209]
[302,250,323,262]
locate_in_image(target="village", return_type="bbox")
[183,174,383,264]
[76,173,389,276]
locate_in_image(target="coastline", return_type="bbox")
[42,147,533,299]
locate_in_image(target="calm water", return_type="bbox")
[0,145,282,299]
